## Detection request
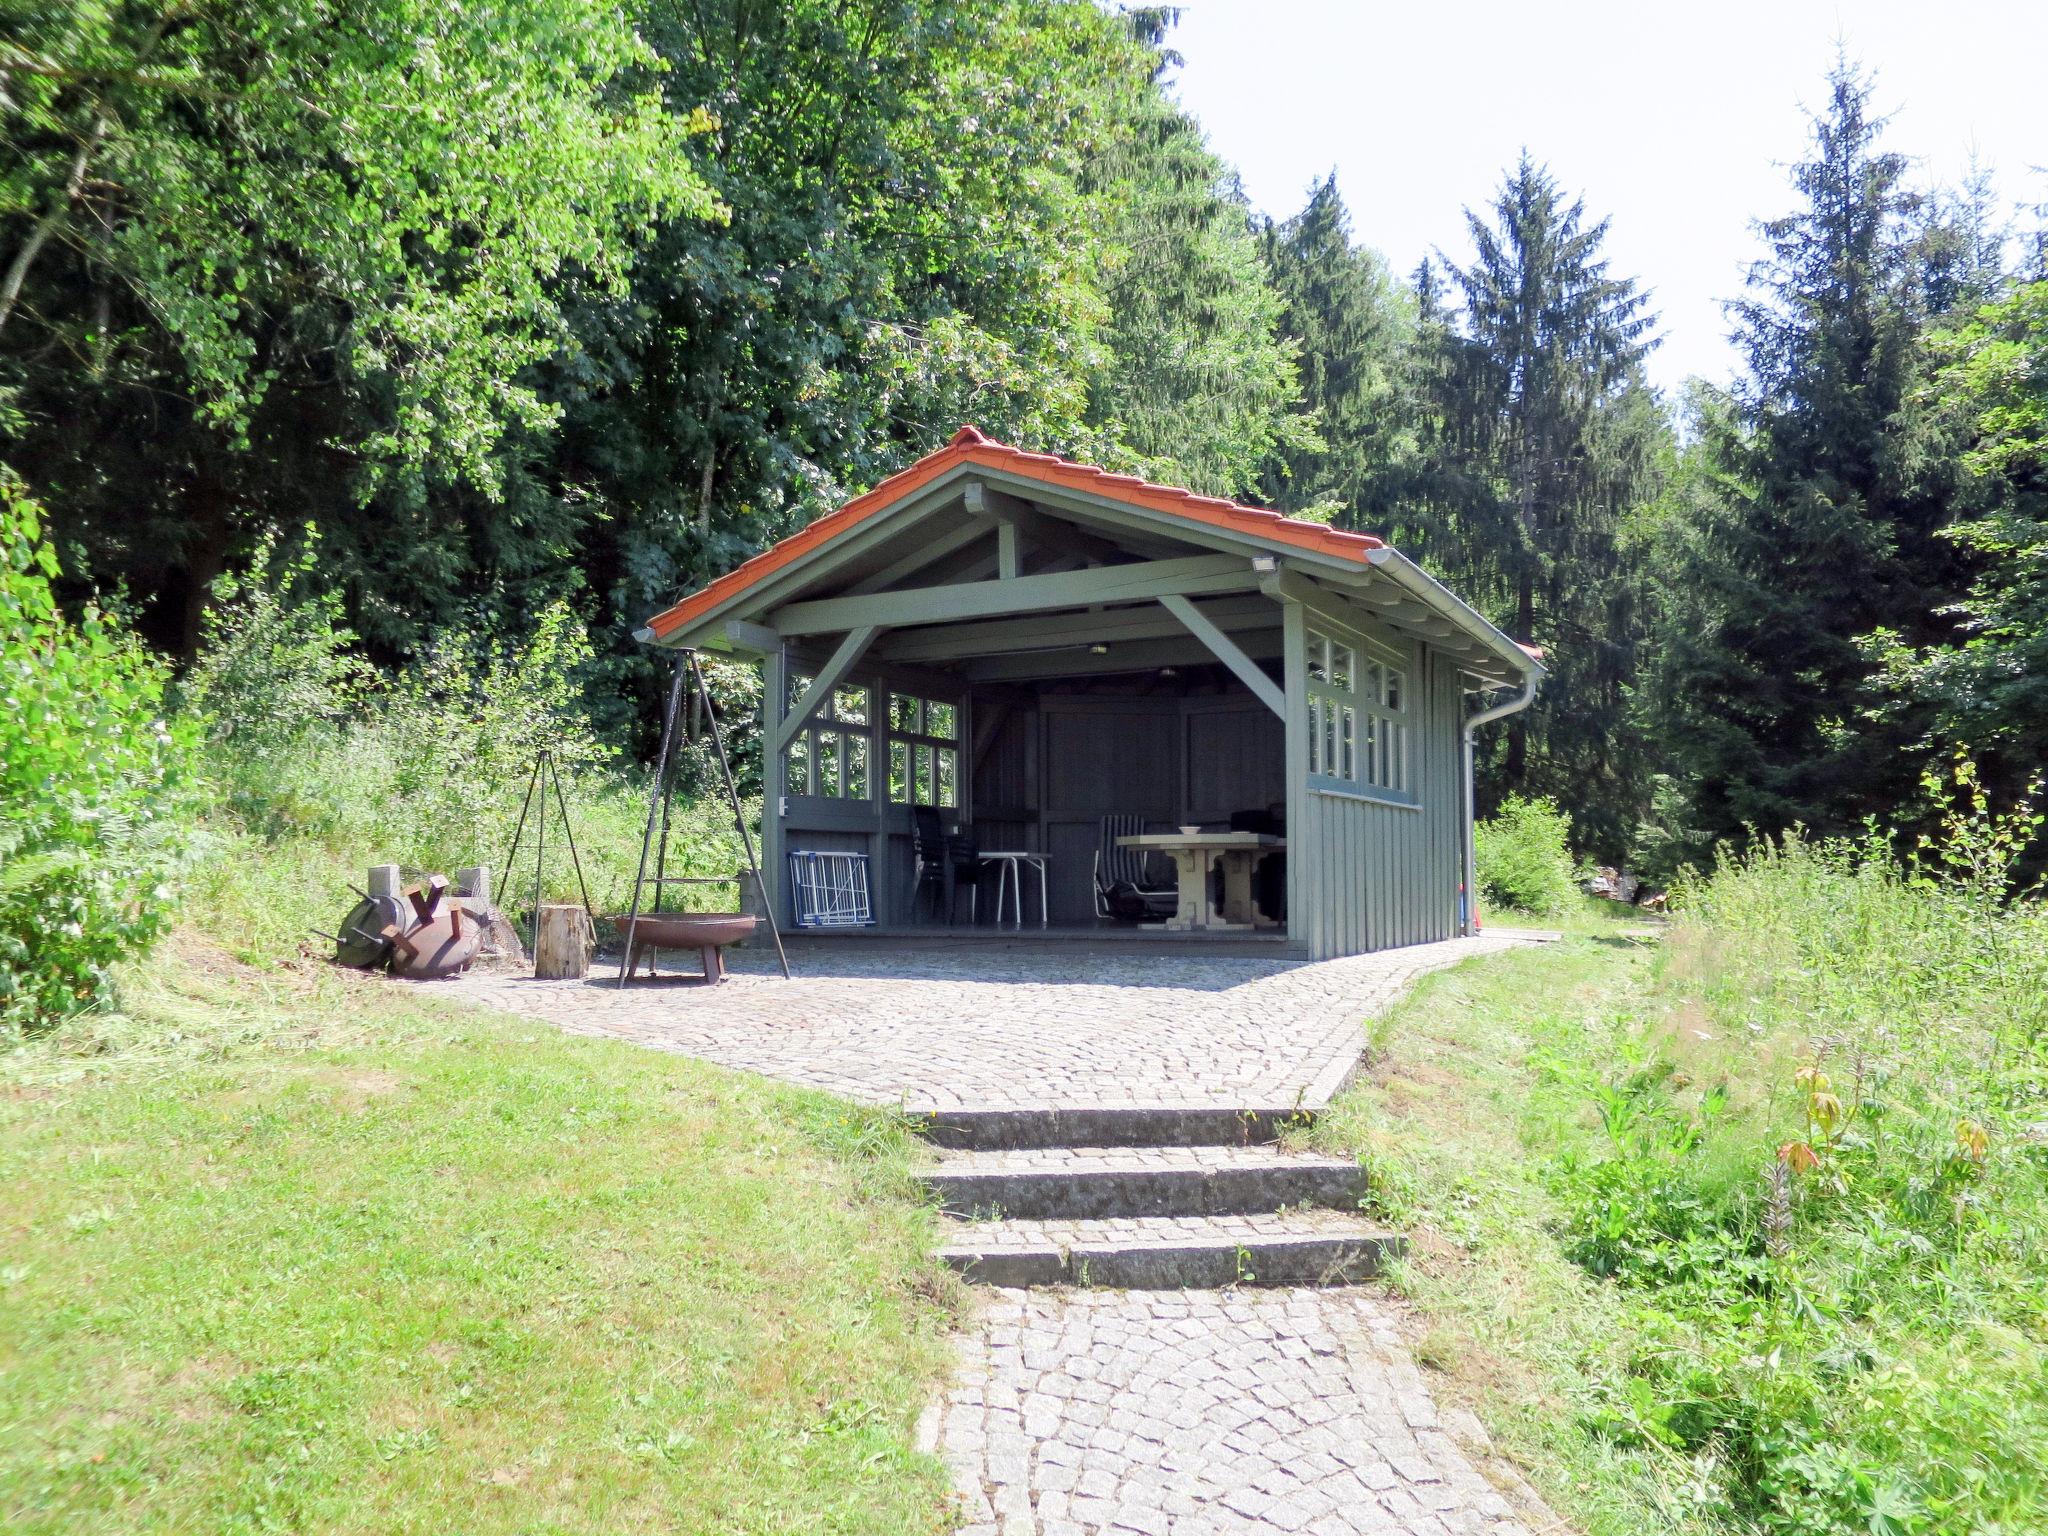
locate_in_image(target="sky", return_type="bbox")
[1164,0,2048,396]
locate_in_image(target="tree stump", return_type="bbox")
[533,904,592,979]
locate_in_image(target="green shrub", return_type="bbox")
[1474,794,1580,915]
[178,528,374,809]
[0,471,196,1031]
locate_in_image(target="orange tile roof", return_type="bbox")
[643,426,1387,641]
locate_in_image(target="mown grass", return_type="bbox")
[0,943,960,1535]
[1319,795,2048,1536]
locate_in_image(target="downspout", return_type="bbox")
[1461,673,1537,935]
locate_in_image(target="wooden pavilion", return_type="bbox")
[639,427,1541,959]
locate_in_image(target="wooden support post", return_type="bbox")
[759,645,789,934]
[1281,597,1310,953]
[1159,593,1286,716]
[770,624,885,756]
[534,904,592,978]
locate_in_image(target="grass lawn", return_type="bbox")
[1,942,961,1535]
[1304,917,1716,1536]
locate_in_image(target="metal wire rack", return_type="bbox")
[787,851,874,928]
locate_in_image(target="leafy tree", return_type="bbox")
[1871,280,2048,794]
[522,0,1152,743]
[1257,174,1414,526]
[1647,63,1969,847]
[2,0,710,650]
[0,467,195,1030]
[1404,156,1667,857]
[1078,10,1313,498]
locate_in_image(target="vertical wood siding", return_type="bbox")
[1284,609,1468,959]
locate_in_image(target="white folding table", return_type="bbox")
[976,850,1048,928]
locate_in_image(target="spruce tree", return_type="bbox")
[1257,176,1413,526]
[1079,11,1314,498]
[1648,62,1965,846]
[1405,156,1666,856]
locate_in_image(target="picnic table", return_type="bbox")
[1116,831,1285,932]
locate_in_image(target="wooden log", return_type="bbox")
[533,904,592,979]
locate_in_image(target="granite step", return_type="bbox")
[938,1209,1403,1289]
[925,1144,1366,1221]
[916,1103,1318,1151]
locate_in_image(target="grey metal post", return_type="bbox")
[1460,674,1537,935]
[531,749,547,952]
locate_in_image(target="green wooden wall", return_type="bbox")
[758,584,1472,954]
[1282,600,1468,959]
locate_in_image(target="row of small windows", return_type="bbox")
[787,635,1413,807]
[1305,628,1411,799]
[784,684,958,807]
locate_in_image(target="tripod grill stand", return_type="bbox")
[619,650,790,985]
[500,747,594,954]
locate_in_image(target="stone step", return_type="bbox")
[938,1210,1402,1289]
[916,1103,1317,1151]
[924,1144,1366,1221]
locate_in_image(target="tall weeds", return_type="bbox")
[1552,761,2048,1535]
[178,546,750,958]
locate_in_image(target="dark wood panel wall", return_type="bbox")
[969,691,1283,924]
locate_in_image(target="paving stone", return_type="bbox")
[931,1289,1557,1535]
[447,933,1548,1533]
[446,935,1522,1114]
[940,1208,1402,1289]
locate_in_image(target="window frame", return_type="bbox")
[886,691,962,810]
[782,675,874,805]
[1303,621,1421,810]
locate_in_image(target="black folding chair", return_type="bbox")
[912,806,981,924]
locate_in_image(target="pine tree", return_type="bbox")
[1648,62,1967,846]
[1256,176,1413,526]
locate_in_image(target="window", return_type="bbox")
[783,677,871,800]
[1306,626,1414,803]
[888,692,959,808]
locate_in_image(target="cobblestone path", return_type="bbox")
[446,933,1556,1533]
[447,934,1523,1113]
[923,1289,1551,1536]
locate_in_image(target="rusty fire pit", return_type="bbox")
[614,912,758,985]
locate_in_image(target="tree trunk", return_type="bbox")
[178,472,234,660]
[533,904,592,979]
[1504,565,1535,790]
